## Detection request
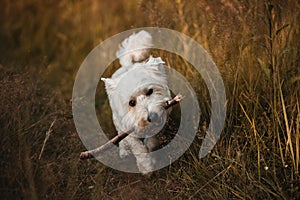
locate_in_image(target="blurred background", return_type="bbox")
[0,0,299,199]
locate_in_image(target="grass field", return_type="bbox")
[0,0,299,199]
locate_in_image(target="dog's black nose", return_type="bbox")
[147,113,159,123]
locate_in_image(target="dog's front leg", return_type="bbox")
[144,136,159,152]
[119,138,131,158]
[125,135,154,174]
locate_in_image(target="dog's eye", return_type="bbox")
[129,100,136,107]
[146,88,153,96]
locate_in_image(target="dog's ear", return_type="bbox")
[101,78,115,94]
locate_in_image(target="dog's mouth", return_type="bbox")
[127,95,182,139]
[136,110,167,138]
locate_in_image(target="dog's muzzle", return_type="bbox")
[147,112,159,123]
[139,112,164,128]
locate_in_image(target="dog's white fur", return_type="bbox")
[101,31,171,174]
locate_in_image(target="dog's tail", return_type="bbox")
[116,30,153,66]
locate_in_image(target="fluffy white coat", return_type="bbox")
[102,31,171,174]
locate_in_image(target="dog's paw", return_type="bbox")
[119,147,131,158]
[136,154,156,175]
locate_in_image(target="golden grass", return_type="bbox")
[0,0,299,199]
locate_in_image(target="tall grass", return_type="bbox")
[0,0,299,199]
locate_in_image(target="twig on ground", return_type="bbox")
[79,94,183,160]
[39,119,56,159]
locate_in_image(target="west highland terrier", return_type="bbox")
[101,31,171,174]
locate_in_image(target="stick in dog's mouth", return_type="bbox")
[164,94,183,110]
[79,94,183,160]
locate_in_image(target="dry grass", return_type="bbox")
[0,0,299,199]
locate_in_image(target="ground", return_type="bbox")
[0,0,299,199]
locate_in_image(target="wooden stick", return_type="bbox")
[80,94,183,160]
[164,94,183,110]
[80,129,133,160]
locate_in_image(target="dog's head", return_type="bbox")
[102,57,171,137]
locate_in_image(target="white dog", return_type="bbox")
[101,31,171,174]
